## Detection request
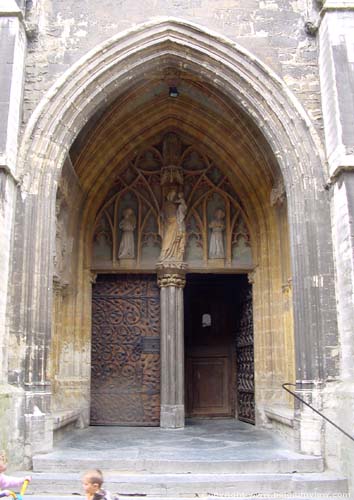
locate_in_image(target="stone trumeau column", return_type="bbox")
[157,264,187,428]
[156,134,188,428]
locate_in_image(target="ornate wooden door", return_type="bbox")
[90,274,160,425]
[236,289,255,424]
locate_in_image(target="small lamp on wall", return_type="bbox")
[169,86,179,98]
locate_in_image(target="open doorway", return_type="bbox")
[184,274,254,423]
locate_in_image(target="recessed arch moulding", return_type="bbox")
[12,19,338,458]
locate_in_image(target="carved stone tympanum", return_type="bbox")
[92,133,252,270]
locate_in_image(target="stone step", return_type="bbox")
[23,471,348,497]
[18,496,351,500]
[32,455,324,474]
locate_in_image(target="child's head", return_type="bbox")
[0,451,7,473]
[82,469,103,496]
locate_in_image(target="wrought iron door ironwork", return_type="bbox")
[91,274,160,425]
[236,289,255,424]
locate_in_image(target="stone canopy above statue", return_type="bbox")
[92,133,253,271]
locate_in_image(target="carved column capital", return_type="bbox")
[53,276,70,296]
[157,273,186,288]
[90,272,98,284]
[248,267,258,284]
[157,263,187,288]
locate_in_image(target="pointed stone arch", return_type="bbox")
[12,17,338,457]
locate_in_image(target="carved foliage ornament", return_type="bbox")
[157,273,187,288]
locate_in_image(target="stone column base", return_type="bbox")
[160,404,185,429]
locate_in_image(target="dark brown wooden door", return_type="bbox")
[90,274,160,425]
[185,277,235,417]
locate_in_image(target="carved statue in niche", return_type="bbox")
[209,208,225,259]
[54,196,73,284]
[159,189,187,263]
[54,201,64,277]
[118,207,136,259]
[93,218,112,260]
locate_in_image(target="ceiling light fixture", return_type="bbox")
[169,86,179,98]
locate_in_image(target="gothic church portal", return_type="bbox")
[88,132,258,427]
[1,2,354,496]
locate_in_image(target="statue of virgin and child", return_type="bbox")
[158,188,187,263]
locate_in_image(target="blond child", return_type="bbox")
[0,452,31,498]
[81,469,113,500]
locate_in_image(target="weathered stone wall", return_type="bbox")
[319,0,354,482]
[0,1,27,464]
[22,0,322,133]
[0,4,26,381]
[50,156,89,422]
[320,8,354,178]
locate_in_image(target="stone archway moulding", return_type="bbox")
[19,18,326,191]
[15,18,338,415]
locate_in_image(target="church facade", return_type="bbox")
[1,0,354,492]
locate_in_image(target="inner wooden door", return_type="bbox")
[184,274,254,421]
[184,275,236,417]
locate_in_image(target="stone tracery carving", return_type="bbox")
[92,133,252,270]
[162,132,182,166]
